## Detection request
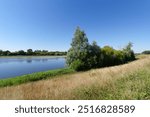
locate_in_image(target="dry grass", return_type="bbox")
[0,55,150,100]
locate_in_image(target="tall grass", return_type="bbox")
[74,66,150,99]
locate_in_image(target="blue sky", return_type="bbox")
[0,0,150,53]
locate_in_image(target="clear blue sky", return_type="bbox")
[0,0,150,53]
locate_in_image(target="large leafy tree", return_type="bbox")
[66,27,90,71]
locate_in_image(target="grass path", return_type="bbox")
[0,55,150,100]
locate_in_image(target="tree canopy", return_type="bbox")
[142,50,150,54]
[67,27,136,71]
[66,27,90,71]
[0,49,67,56]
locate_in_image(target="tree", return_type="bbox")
[18,50,26,55]
[0,49,67,56]
[0,50,3,55]
[66,27,136,71]
[123,42,135,61]
[142,50,150,54]
[27,49,33,55]
[34,50,42,55]
[3,50,11,56]
[101,46,115,66]
[66,27,90,71]
[87,41,102,68]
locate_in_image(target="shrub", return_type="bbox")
[70,59,85,71]
[101,46,115,66]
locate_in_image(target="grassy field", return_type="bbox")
[74,63,150,99]
[0,55,150,100]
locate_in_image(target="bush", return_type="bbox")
[70,59,85,71]
[101,46,115,66]
[113,50,125,65]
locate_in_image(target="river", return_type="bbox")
[0,56,66,79]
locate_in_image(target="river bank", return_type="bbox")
[0,55,149,99]
[0,68,75,87]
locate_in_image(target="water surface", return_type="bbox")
[0,56,66,79]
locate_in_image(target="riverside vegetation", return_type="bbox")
[0,27,149,100]
[0,68,74,87]
[0,49,67,56]
[66,27,135,71]
[0,27,135,86]
[0,55,149,99]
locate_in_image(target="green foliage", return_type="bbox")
[27,49,33,55]
[0,49,67,56]
[0,68,75,87]
[100,43,135,67]
[101,46,115,66]
[0,50,2,55]
[67,27,136,71]
[142,50,150,54]
[67,27,90,70]
[18,50,26,55]
[70,59,84,71]
[87,41,102,68]
[113,50,125,64]
[1,50,11,56]
[123,42,135,61]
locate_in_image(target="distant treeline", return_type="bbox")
[142,50,150,54]
[0,49,67,56]
[67,27,136,71]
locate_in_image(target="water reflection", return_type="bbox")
[0,57,66,79]
[26,59,32,63]
[26,58,49,63]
